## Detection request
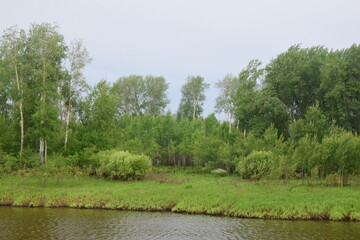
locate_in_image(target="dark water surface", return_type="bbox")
[0,207,359,240]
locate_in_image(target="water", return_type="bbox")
[0,207,359,240]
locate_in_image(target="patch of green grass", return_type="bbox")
[0,170,359,221]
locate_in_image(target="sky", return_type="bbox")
[1,0,360,118]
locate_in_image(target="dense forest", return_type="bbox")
[1,23,360,184]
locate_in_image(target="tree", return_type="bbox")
[215,74,238,125]
[113,75,145,116]
[81,79,119,150]
[289,104,330,142]
[216,59,263,131]
[62,39,91,150]
[0,58,14,153]
[26,23,67,164]
[264,45,328,119]
[316,130,360,185]
[0,58,11,119]
[0,26,27,155]
[233,63,289,136]
[235,89,289,137]
[319,44,360,133]
[156,111,178,165]
[177,76,209,120]
[113,75,169,116]
[143,76,169,116]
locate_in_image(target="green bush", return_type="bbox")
[75,146,99,168]
[96,150,152,180]
[0,152,20,173]
[291,136,319,177]
[237,150,275,180]
[315,131,360,184]
[18,149,39,169]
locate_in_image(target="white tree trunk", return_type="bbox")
[39,57,47,164]
[19,101,24,154]
[192,99,197,120]
[64,104,71,150]
[14,65,24,155]
[228,112,232,134]
[39,137,45,164]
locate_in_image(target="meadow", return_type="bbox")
[1,168,359,221]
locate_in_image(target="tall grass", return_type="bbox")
[0,170,359,221]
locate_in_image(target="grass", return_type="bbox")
[0,168,359,221]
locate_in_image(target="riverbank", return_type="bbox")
[0,170,359,221]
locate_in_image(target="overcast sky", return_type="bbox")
[1,0,360,118]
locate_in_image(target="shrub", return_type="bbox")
[315,131,360,185]
[192,135,222,168]
[0,152,20,173]
[237,150,275,180]
[96,150,152,180]
[18,149,39,169]
[76,146,99,168]
[291,136,319,177]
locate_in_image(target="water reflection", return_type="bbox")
[0,207,359,240]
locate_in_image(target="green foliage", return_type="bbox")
[316,131,360,182]
[71,146,99,168]
[237,150,276,180]
[193,133,222,168]
[0,151,18,173]
[0,149,38,173]
[177,75,209,120]
[265,45,328,120]
[320,45,360,132]
[96,150,152,180]
[31,103,62,141]
[216,59,264,126]
[144,76,170,115]
[291,136,318,177]
[218,142,238,172]
[1,23,360,184]
[112,75,169,116]
[234,88,290,136]
[289,104,330,142]
[80,80,119,150]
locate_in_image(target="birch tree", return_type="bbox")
[113,75,169,116]
[215,74,238,131]
[216,59,263,132]
[144,76,169,116]
[27,23,67,164]
[63,39,91,150]
[0,26,27,155]
[177,76,209,120]
[113,75,145,116]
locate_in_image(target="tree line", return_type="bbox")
[1,23,360,183]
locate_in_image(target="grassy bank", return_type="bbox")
[0,169,359,221]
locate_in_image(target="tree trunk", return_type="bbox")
[192,99,196,120]
[39,57,47,164]
[14,65,24,156]
[64,103,71,150]
[228,112,232,134]
[19,101,24,154]
[45,139,47,163]
[39,137,45,164]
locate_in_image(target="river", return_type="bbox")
[0,207,359,239]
